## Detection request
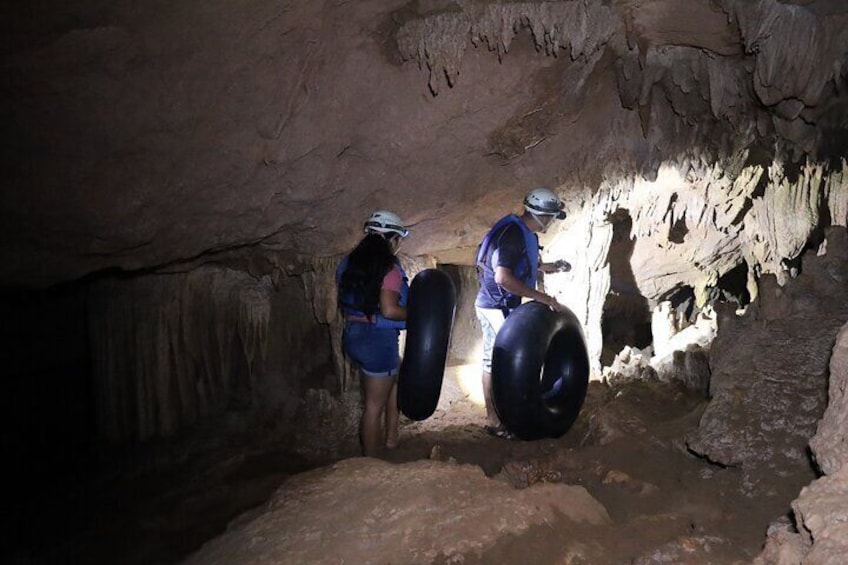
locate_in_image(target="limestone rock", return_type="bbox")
[686,229,848,490]
[809,322,848,476]
[3,1,848,287]
[183,458,611,564]
[652,347,711,397]
[791,465,848,564]
[754,515,810,565]
[631,534,737,564]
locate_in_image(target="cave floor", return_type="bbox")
[8,368,814,564]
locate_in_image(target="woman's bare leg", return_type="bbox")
[361,375,395,457]
[384,379,399,449]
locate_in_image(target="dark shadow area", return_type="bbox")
[601,209,652,366]
[714,262,751,308]
[0,270,336,565]
[0,281,95,555]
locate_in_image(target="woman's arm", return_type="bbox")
[380,289,406,320]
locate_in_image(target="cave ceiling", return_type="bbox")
[2,0,848,286]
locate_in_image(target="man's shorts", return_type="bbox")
[475,306,507,373]
[343,322,400,377]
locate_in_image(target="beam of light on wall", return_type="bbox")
[453,340,485,406]
[455,363,485,406]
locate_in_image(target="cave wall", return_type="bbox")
[540,159,848,374]
[88,264,332,442]
[440,264,482,365]
[3,0,848,288]
[0,248,441,450]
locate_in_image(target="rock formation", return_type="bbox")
[183,458,610,564]
[2,0,847,287]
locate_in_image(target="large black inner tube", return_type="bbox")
[491,301,590,440]
[398,268,457,421]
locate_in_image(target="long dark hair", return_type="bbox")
[339,233,397,317]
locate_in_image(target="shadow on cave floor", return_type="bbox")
[6,365,810,565]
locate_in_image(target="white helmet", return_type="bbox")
[363,210,409,238]
[524,188,566,220]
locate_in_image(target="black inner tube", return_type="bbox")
[491,301,590,440]
[398,269,456,421]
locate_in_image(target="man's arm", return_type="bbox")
[494,266,565,312]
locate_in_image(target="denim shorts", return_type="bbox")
[343,322,401,377]
[475,306,507,373]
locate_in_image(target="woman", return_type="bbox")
[337,210,409,456]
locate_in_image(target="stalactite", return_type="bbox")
[396,1,617,95]
[89,266,273,442]
[707,56,758,125]
[744,161,825,280]
[303,256,352,392]
[826,159,848,228]
[396,12,472,95]
[732,0,845,109]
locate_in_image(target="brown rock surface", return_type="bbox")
[791,465,848,565]
[810,322,848,476]
[3,0,848,286]
[183,458,610,564]
[686,228,848,493]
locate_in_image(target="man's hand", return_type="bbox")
[554,259,571,273]
[540,293,567,313]
[540,259,572,274]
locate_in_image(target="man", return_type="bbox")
[475,187,570,439]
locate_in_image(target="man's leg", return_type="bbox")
[481,369,501,428]
[476,307,506,429]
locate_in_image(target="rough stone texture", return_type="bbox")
[631,535,737,565]
[792,465,848,565]
[540,157,846,376]
[2,0,848,287]
[686,228,848,492]
[653,347,711,397]
[291,388,362,462]
[810,322,848,476]
[604,345,658,387]
[754,527,810,565]
[182,458,611,564]
[761,296,848,564]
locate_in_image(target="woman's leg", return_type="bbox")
[361,374,395,457]
[384,379,399,449]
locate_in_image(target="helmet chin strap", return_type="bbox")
[530,212,549,233]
